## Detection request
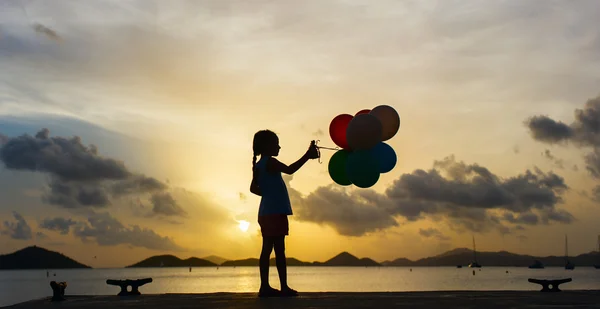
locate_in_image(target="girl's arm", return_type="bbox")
[266,141,319,175]
[250,169,261,196]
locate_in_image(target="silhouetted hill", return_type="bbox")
[324,252,380,266]
[221,257,312,267]
[201,255,229,265]
[0,246,90,269]
[221,252,380,267]
[386,249,600,267]
[127,255,216,267]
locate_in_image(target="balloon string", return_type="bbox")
[317,146,340,151]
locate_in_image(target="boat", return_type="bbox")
[594,235,600,269]
[565,235,575,270]
[468,236,482,268]
[456,265,463,268]
[528,260,544,269]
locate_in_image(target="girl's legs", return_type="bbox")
[274,236,297,295]
[259,236,275,291]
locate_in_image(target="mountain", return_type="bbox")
[221,257,312,267]
[385,249,600,267]
[127,255,216,268]
[323,252,381,266]
[201,255,229,265]
[0,246,90,269]
[220,252,381,267]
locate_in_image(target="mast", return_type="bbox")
[473,236,477,262]
[564,234,568,261]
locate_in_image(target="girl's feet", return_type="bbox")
[258,286,280,298]
[280,287,298,297]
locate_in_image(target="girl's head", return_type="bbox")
[253,130,280,168]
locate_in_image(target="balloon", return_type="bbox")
[346,150,380,188]
[355,109,370,116]
[346,114,382,150]
[328,150,352,186]
[370,142,397,173]
[370,105,400,141]
[329,114,353,149]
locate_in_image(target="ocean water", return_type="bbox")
[1,266,599,307]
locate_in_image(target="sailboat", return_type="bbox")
[594,235,600,269]
[565,235,575,270]
[468,236,482,268]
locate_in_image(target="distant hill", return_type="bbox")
[385,249,600,267]
[0,246,90,269]
[221,257,312,267]
[324,252,381,266]
[221,252,381,267]
[127,255,216,268]
[201,255,229,265]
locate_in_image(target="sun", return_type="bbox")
[238,220,250,232]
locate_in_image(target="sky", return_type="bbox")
[1,0,600,268]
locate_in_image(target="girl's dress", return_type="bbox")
[255,156,292,236]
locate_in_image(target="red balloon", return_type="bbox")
[329,114,353,149]
[355,109,371,116]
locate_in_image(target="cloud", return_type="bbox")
[0,129,180,216]
[312,129,324,137]
[35,231,48,239]
[72,212,184,251]
[290,155,572,236]
[239,192,247,202]
[527,95,600,183]
[418,228,450,241]
[39,217,77,235]
[150,192,186,217]
[32,23,62,42]
[2,211,32,240]
[541,149,565,169]
[526,116,574,144]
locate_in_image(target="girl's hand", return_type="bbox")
[306,141,320,159]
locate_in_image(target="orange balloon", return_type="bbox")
[370,105,400,141]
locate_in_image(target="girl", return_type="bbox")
[250,130,319,297]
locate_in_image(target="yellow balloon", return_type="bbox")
[370,105,400,141]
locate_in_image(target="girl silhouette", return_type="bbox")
[250,130,319,297]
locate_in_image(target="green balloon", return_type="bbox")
[329,150,352,186]
[346,150,380,188]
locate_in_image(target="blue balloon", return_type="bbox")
[346,150,380,188]
[371,142,397,173]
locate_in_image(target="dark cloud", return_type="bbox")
[39,217,77,235]
[35,231,48,239]
[2,211,32,240]
[150,192,186,217]
[289,156,572,236]
[73,212,184,251]
[0,129,129,181]
[503,212,539,225]
[0,129,181,216]
[418,228,450,241]
[527,95,600,181]
[525,115,574,144]
[43,178,110,208]
[542,149,565,169]
[32,23,62,42]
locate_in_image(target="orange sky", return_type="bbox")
[1,0,600,268]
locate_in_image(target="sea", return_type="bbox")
[1,266,600,307]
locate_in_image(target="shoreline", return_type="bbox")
[6,291,600,309]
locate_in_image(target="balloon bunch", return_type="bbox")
[323,105,400,188]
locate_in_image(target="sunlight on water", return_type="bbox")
[1,267,599,306]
